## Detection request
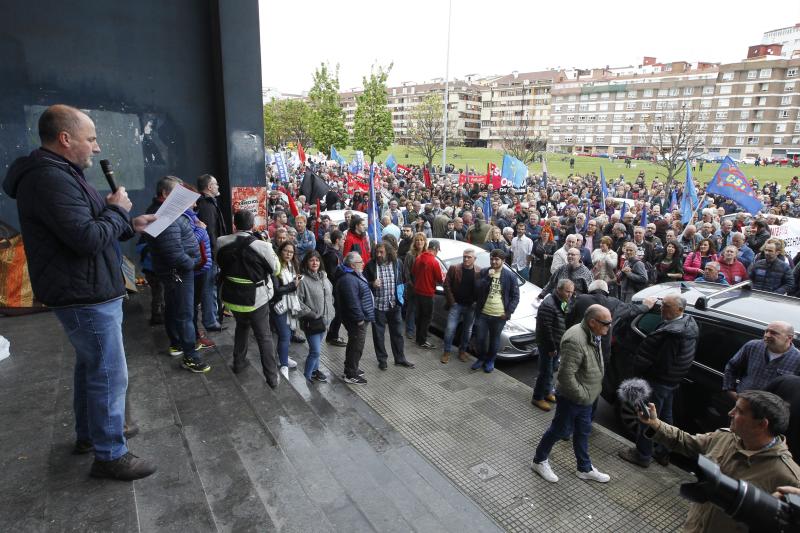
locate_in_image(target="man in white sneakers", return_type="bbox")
[531,304,612,484]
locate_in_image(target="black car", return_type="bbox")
[602,280,800,436]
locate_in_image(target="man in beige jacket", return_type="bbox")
[638,390,800,532]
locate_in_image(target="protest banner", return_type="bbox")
[231,186,268,231]
[769,217,800,258]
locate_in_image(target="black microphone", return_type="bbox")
[617,378,653,419]
[99,159,118,193]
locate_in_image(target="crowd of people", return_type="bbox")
[6,103,800,532]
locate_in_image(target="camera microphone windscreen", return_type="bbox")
[99,159,118,193]
[618,378,652,418]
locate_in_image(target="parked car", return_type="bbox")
[430,239,542,359]
[601,280,800,438]
[324,209,368,228]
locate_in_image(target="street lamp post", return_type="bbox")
[441,0,452,175]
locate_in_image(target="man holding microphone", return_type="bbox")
[4,105,157,480]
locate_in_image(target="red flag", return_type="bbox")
[297,142,306,165]
[423,167,432,188]
[397,164,410,173]
[315,199,321,235]
[278,186,300,217]
[458,173,467,186]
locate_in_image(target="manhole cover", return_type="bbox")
[469,462,499,481]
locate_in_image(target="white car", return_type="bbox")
[430,239,542,359]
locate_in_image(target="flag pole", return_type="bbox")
[440,0,452,176]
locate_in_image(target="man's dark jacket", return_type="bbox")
[196,195,227,253]
[566,289,648,356]
[334,266,375,324]
[146,214,200,275]
[475,268,520,318]
[632,315,699,385]
[444,263,481,307]
[3,149,134,307]
[535,293,568,354]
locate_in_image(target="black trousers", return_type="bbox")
[343,321,367,378]
[372,306,406,363]
[326,289,342,341]
[232,303,278,385]
[415,294,434,345]
[144,271,164,320]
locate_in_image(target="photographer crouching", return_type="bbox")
[638,390,800,532]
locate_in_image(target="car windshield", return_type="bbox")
[441,251,525,287]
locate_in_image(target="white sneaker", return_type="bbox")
[531,459,559,483]
[287,357,298,369]
[576,467,610,483]
[280,365,289,379]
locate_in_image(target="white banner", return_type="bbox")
[770,217,800,258]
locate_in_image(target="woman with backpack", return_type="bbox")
[297,251,335,383]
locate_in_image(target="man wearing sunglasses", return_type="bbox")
[619,294,698,468]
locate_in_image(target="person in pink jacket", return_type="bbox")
[683,238,718,281]
[718,245,749,284]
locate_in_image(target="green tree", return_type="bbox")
[279,99,313,148]
[263,99,284,150]
[308,63,349,153]
[352,64,394,163]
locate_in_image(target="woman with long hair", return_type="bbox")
[483,226,509,254]
[683,238,718,281]
[297,251,335,383]
[271,241,301,378]
[403,232,427,338]
[655,240,684,283]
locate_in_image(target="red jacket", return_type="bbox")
[343,230,370,264]
[683,252,718,281]
[719,259,748,284]
[412,250,444,297]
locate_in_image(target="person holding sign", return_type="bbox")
[3,105,156,480]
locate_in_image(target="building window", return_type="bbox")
[713,124,725,132]
[719,98,730,107]
[612,125,622,132]
[711,136,723,145]
[567,105,576,112]
[747,137,757,145]
[598,114,607,121]
[589,93,598,100]
[759,68,772,79]
[753,124,761,133]
[745,84,755,94]
[626,102,636,110]
[774,137,783,144]
[788,68,798,78]
[715,111,728,119]
[781,96,792,105]
[656,101,665,109]
[580,94,589,101]
[738,123,747,132]
[742,97,752,107]
[579,103,589,111]
[721,72,735,81]
[614,102,624,111]
[699,111,710,120]
[720,85,732,95]
[755,110,765,119]
[702,86,714,95]
[599,103,608,111]
[625,113,635,121]
[622,135,632,143]
[776,124,787,133]
[760,83,769,92]
[601,92,610,99]
[795,123,800,132]
[627,90,637,98]
[758,96,767,106]
[566,115,575,122]
[735,136,745,145]
[643,89,653,97]
[684,86,694,96]
[747,70,757,80]
[668,88,679,96]
[701,100,712,108]
[786,82,795,92]
[658,88,668,97]
[611,135,620,143]
[641,102,651,110]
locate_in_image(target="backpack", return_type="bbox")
[644,261,658,286]
[217,235,273,307]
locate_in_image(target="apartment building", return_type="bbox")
[339,79,483,147]
[548,53,800,160]
[478,70,562,149]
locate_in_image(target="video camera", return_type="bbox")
[680,455,800,533]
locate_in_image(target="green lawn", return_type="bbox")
[335,145,800,187]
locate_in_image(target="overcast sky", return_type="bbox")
[259,0,800,94]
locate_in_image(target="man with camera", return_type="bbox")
[638,390,800,532]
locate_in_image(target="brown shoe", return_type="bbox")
[458,351,469,362]
[545,394,557,403]
[440,352,450,364]
[532,399,553,412]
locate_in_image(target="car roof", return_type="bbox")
[323,210,368,225]
[632,281,800,336]
[435,238,486,260]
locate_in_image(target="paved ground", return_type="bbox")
[0,289,692,532]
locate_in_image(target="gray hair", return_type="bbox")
[344,252,362,266]
[556,279,575,292]
[705,261,721,272]
[663,293,687,311]
[427,239,441,251]
[613,223,627,234]
[588,279,608,293]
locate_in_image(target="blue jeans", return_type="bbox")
[474,313,506,365]
[635,382,677,461]
[404,287,416,336]
[534,393,594,473]
[516,266,530,281]
[443,303,476,353]
[54,299,128,461]
[532,347,559,401]
[163,273,199,363]
[200,265,220,329]
[304,332,323,380]
[273,311,292,367]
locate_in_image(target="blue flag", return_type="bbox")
[619,201,628,219]
[681,161,699,224]
[275,152,289,182]
[483,195,492,222]
[501,154,528,188]
[385,154,397,172]
[582,201,590,233]
[367,163,382,245]
[330,146,346,166]
[640,205,648,228]
[706,156,764,215]
[600,166,608,212]
[355,150,365,171]
[669,189,678,212]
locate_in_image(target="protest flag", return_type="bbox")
[297,142,306,165]
[367,164,382,244]
[680,161,699,224]
[385,154,398,172]
[275,152,289,182]
[423,167,432,189]
[278,186,299,218]
[706,156,764,215]
[669,189,678,212]
[600,166,608,211]
[620,201,628,219]
[501,154,528,188]
[640,205,648,228]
